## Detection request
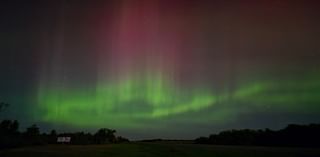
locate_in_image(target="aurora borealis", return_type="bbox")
[1,0,320,139]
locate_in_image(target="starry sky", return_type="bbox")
[0,0,320,140]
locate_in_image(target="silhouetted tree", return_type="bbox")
[25,124,40,137]
[24,124,43,145]
[72,132,91,145]
[10,120,19,134]
[106,129,116,143]
[0,120,19,135]
[194,137,209,144]
[50,129,57,136]
[0,119,129,148]
[0,120,22,149]
[94,128,116,144]
[48,129,57,144]
[0,120,12,134]
[116,136,129,143]
[195,124,320,147]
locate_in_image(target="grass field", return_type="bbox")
[1,143,320,157]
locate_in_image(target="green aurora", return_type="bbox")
[1,0,320,139]
[37,72,320,129]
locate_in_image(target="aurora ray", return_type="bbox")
[1,0,320,139]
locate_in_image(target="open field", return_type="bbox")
[1,143,320,157]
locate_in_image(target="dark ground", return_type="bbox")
[1,143,320,157]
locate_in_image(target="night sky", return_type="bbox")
[1,0,320,140]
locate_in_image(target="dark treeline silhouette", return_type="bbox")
[195,124,320,147]
[0,120,129,149]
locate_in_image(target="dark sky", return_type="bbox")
[1,0,320,140]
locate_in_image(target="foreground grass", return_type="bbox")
[1,143,320,157]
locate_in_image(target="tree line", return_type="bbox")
[0,120,129,149]
[195,123,320,147]
[0,102,128,149]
